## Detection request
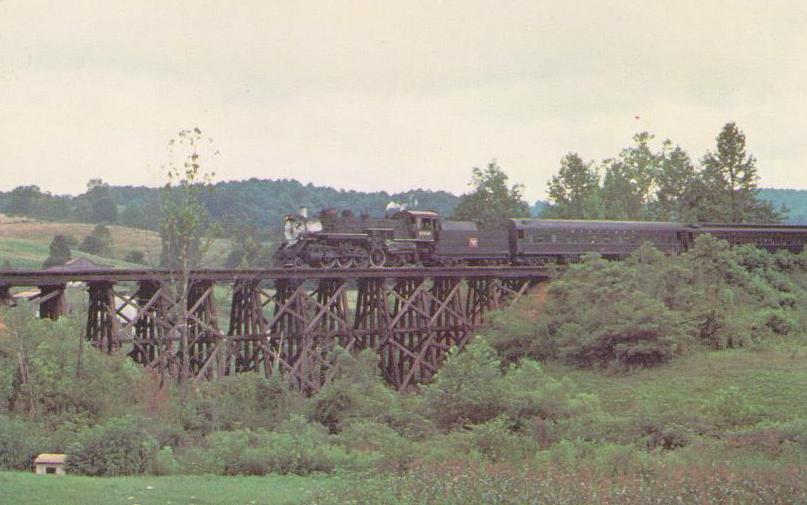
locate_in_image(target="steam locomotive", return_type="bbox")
[273,207,807,268]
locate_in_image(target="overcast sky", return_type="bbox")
[1,1,806,202]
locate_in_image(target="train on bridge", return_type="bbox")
[274,208,807,268]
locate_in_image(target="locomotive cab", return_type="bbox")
[393,210,439,241]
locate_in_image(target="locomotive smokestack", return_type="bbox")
[299,207,308,218]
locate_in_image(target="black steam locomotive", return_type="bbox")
[273,208,807,268]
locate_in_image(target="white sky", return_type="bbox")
[1,1,806,201]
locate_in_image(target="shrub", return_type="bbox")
[191,416,353,476]
[125,250,146,264]
[0,415,46,470]
[152,446,180,475]
[468,416,531,463]
[310,349,397,433]
[421,338,506,429]
[336,420,417,471]
[702,387,763,429]
[65,417,157,476]
[184,372,302,433]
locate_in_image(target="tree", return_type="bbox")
[453,161,530,226]
[601,132,660,220]
[79,224,114,257]
[6,186,42,216]
[699,123,781,223]
[42,235,72,268]
[225,225,262,268]
[159,128,217,269]
[545,153,602,219]
[159,127,218,383]
[83,179,118,223]
[652,141,700,222]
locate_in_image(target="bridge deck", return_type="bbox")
[0,266,556,285]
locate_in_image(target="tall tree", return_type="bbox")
[84,179,119,223]
[6,186,42,216]
[699,123,781,223]
[601,132,659,220]
[160,128,217,269]
[652,141,700,222]
[159,127,218,383]
[43,234,72,268]
[453,161,530,226]
[545,153,602,219]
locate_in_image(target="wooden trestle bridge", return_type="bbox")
[0,267,551,391]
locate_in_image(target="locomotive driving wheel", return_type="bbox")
[336,243,353,268]
[352,247,371,269]
[369,247,386,268]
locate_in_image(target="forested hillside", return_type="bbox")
[0,179,460,238]
[759,188,807,224]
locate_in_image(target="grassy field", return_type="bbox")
[0,214,231,268]
[0,472,335,505]
[545,344,807,422]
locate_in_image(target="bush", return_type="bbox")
[468,416,531,463]
[125,250,146,264]
[66,417,158,476]
[183,372,302,434]
[310,349,397,433]
[421,338,506,429]
[78,224,113,256]
[186,416,353,476]
[702,387,763,428]
[336,420,417,471]
[0,415,46,470]
[152,446,180,475]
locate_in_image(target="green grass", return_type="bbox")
[0,214,234,269]
[0,472,334,505]
[544,345,807,422]
[0,237,149,269]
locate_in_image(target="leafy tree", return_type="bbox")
[78,224,114,257]
[159,128,216,269]
[545,153,602,219]
[6,186,42,216]
[601,132,659,220]
[652,142,700,222]
[42,234,72,268]
[120,203,148,228]
[159,127,218,383]
[699,123,781,223]
[453,161,530,225]
[225,225,262,268]
[82,179,118,223]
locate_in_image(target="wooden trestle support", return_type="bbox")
[69,274,537,391]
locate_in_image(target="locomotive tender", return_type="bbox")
[273,207,807,268]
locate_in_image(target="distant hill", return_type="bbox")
[758,188,807,224]
[0,179,461,238]
[109,178,461,232]
[1,180,804,239]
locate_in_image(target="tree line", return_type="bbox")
[543,123,783,223]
